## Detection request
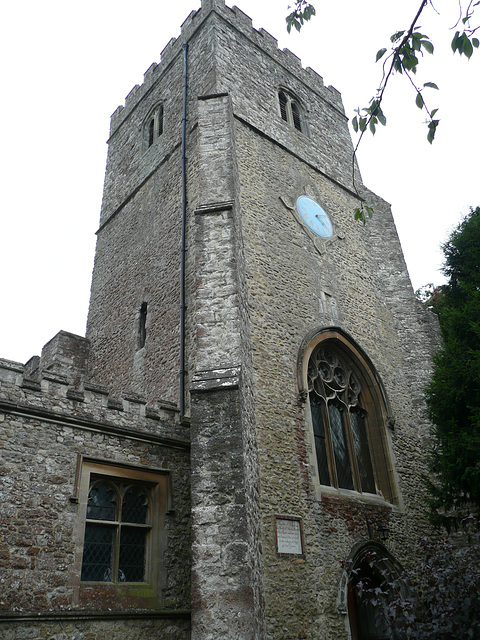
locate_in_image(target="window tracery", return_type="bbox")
[303,332,396,503]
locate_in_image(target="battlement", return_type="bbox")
[109,0,343,134]
[0,332,188,443]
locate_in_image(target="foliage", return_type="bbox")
[414,283,442,310]
[287,1,479,223]
[353,203,373,226]
[287,1,479,144]
[425,207,480,529]
[353,524,480,638]
[285,0,316,33]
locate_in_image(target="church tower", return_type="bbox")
[86,1,439,638]
[0,2,439,639]
[85,3,439,636]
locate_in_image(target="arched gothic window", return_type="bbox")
[143,103,164,150]
[303,331,396,503]
[278,90,304,132]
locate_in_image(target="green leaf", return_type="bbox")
[427,119,439,144]
[377,111,387,126]
[354,205,373,225]
[393,56,403,73]
[376,48,387,62]
[286,14,297,33]
[369,118,376,134]
[424,82,439,90]
[401,50,419,72]
[451,32,461,53]
[391,30,405,43]
[354,208,364,223]
[473,38,480,48]
[416,92,424,109]
[352,116,358,132]
[464,37,474,58]
[421,39,434,54]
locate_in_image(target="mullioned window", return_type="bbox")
[278,90,304,133]
[303,331,396,504]
[143,103,164,150]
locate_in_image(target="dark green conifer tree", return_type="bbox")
[426,206,480,529]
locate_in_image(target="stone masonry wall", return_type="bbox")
[86,5,219,404]
[44,2,441,639]
[189,93,265,639]
[233,103,439,638]
[192,7,441,638]
[86,0,356,407]
[0,341,191,639]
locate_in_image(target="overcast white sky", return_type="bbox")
[1,0,479,364]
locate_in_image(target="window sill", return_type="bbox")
[77,582,161,610]
[318,485,395,508]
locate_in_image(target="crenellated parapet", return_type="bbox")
[109,0,343,136]
[0,332,189,445]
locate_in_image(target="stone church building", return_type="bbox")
[0,1,439,638]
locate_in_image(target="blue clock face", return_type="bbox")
[296,196,333,239]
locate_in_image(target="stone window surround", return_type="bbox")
[299,329,398,506]
[72,457,169,608]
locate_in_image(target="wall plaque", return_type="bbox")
[275,516,304,555]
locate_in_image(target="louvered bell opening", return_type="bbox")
[279,92,288,122]
[291,101,302,131]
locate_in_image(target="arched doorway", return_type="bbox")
[347,542,401,640]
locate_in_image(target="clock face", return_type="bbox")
[296,196,333,239]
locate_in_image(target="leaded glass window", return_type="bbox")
[308,344,377,494]
[81,479,151,583]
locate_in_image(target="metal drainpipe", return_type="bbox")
[179,42,188,418]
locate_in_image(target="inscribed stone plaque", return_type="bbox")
[276,517,303,554]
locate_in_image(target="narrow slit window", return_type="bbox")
[138,302,147,349]
[157,104,164,136]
